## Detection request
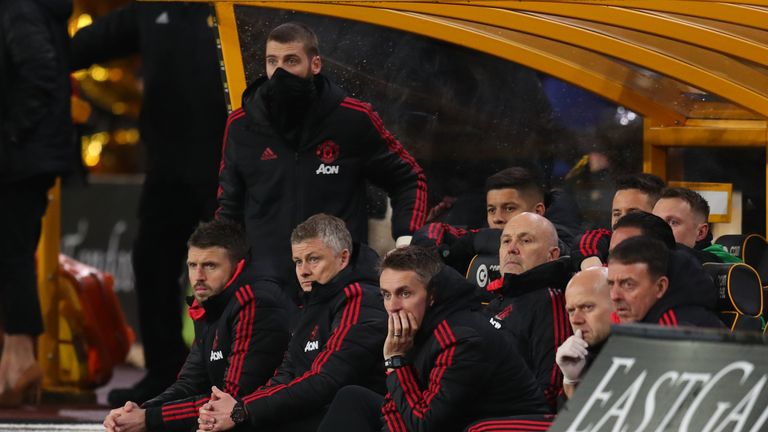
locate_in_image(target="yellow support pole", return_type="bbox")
[36,180,61,390]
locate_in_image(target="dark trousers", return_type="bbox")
[318,385,385,432]
[0,174,55,335]
[133,179,217,377]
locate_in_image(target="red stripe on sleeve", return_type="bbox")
[215,108,246,218]
[580,230,596,257]
[668,310,678,327]
[242,283,363,404]
[340,98,427,232]
[466,419,552,431]
[225,286,257,395]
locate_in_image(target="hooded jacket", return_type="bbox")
[0,0,76,182]
[216,73,427,286]
[240,243,388,427]
[484,257,572,411]
[141,259,294,431]
[381,266,549,432]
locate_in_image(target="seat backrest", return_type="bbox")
[719,311,764,333]
[714,234,747,260]
[466,254,501,289]
[742,234,768,287]
[703,262,763,318]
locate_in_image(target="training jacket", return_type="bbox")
[381,266,549,432]
[142,259,294,431]
[484,258,572,411]
[217,73,427,285]
[240,243,388,427]
[0,0,76,182]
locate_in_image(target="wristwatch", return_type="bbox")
[384,355,408,369]
[230,400,248,424]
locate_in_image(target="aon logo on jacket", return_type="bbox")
[210,350,224,361]
[315,164,339,175]
[304,340,320,352]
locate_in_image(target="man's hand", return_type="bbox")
[103,404,125,432]
[556,330,589,384]
[383,311,417,361]
[110,401,146,432]
[580,256,603,270]
[197,386,237,432]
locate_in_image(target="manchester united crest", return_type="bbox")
[316,140,340,164]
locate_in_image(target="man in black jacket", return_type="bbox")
[216,22,427,292]
[485,212,571,411]
[318,246,549,432]
[557,267,613,399]
[0,0,77,400]
[608,236,724,328]
[71,2,229,405]
[102,220,293,432]
[198,214,387,432]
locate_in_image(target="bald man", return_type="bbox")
[557,267,613,398]
[485,212,572,411]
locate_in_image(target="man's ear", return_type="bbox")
[655,276,669,299]
[696,222,709,243]
[339,249,350,268]
[534,202,546,216]
[311,55,322,75]
[549,246,561,261]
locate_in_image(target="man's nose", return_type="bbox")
[299,261,311,275]
[387,297,402,312]
[571,311,585,324]
[193,266,205,279]
[609,287,621,302]
[507,241,520,255]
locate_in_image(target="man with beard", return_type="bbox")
[216,22,427,295]
[102,220,293,432]
[197,214,387,432]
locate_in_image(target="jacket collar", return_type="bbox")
[304,243,380,306]
[416,266,478,344]
[499,257,571,298]
[187,259,246,321]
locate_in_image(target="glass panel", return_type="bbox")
[667,148,765,235]
[232,6,644,235]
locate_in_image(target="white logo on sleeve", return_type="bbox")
[304,341,320,352]
[315,164,339,175]
[210,350,223,361]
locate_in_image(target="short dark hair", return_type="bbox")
[291,213,352,255]
[380,246,442,292]
[608,236,669,280]
[267,22,319,57]
[188,220,249,264]
[485,167,545,203]
[615,173,665,204]
[613,211,676,250]
[660,187,710,221]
